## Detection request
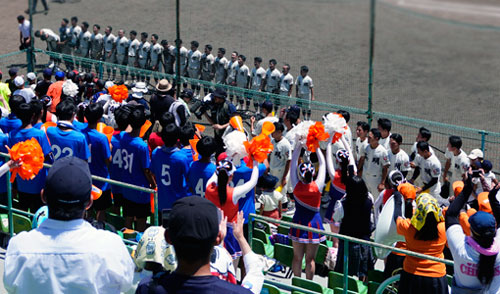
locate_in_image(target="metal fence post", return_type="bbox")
[343,239,349,294]
[367,0,376,127]
[98,61,104,79]
[7,171,13,237]
[154,191,159,226]
[480,130,487,153]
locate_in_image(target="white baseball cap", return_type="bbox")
[13,76,24,87]
[468,149,484,160]
[26,72,36,81]
[104,81,114,90]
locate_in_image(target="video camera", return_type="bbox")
[193,95,215,119]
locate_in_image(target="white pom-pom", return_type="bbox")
[324,113,347,135]
[287,121,314,147]
[62,80,79,97]
[224,131,248,163]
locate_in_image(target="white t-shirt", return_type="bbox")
[214,57,228,83]
[446,225,500,292]
[296,75,314,99]
[355,137,369,163]
[378,133,391,151]
[251,67,266,90]
[362,144,390,176]
[19,20,31,39]
[188,49,202,70]
[270,137,292,170]
[279,73,294,95]
[150,43,163,66]
[445,149,470,181]
[236,64,250,88]
[258,190,286,211]
[13,88,36,103]
[173,46,188,69]
[103,33,116,52]
[388,149,411,174]
[201,53,215,73]
[265,68,280,92]
[415,154,442,196]
[128,39,140,57]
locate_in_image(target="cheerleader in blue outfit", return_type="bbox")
[289,142,326,280]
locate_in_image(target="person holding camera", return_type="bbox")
[203,87,236,155]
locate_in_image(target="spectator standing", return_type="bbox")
[4,156,135,294]
[17,15,31,50]
[13,76,35,103]
[187,136,217,197]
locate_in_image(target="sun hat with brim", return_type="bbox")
[132,82,148,93]
[134,226,177,272]
[155,79,172,92]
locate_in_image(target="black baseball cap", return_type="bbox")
[212,87,227,99]
[44,156,92,205]
[169,197,219,244]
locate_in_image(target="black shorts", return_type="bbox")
[122,197,151,218]
[399,270,448,294]
[112,193,125,208]
[18,191,44,213]
[92,189,112,211]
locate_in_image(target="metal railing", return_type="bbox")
[249,214,453,294]
[0,152,158,244]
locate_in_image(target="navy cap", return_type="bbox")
[469,211,497,237]
[257,174,279,190]
[55,71,65,79]
[8,67,18,76]
[261,101,273,112]
[169,197,219,244]
[43,68,52,76]
[181,88,194,99]
[44,157,92,205]
[482,160,493,172]
[212,87,227,99]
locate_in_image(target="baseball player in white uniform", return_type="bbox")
[150,34,163,82]
[387,133,411,178]
[161,40,175,75]
[200,44,215,96]
[115,29,129,80]
[90,24,103,70]
[262,59,280,94]
[68,17,81,70]
[357,128,390,199]
[126,30,140,81]
[251,57,266,91]
[187,41,202,95]
[226,51,239,103]
[295,65,314,120]
[137,32,151,82]
[235,55,251,110]
[270,122,292,190]
[443,136,469,197]
[102,26,116,79]
[214,48,228,84]
[57,18,72,69]
[34,28,60,67]
[279,64,293,97]
[377,118,392,151]
[76,22,91,71]
[410,141,442,198]
[355,121,370,164]
[172,39,188,77]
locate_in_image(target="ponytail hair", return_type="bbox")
[476,235,496,285]
[217,169,229,206]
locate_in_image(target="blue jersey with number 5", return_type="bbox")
[151,147,189,210]
[46,127,90,161]
[118,132,151,204]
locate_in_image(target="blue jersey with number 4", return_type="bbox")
[151,147,189,210]
[187,161,216,197]
[231,160,266,223]
[118,132,151,204]
[46,127,90,161]
[82,128,111,191]
[8,127,52,194]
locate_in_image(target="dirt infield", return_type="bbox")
[1,0,500,132]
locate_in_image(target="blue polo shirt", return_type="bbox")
[187,160,216,197]
[82,128,111,191]
[151,146,189,210]
[72,120,88,131]
[0,134,9,194]
[8,127,52,194]
[0,114,22,134]
[231,160,266,223]
[119,132,151,204]
[46,126,90,161]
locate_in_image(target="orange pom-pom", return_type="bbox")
[108,85,129,103]
[243,134,274,168]
[8,138,45,183]
[306,122,330,152]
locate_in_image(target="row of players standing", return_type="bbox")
[34,17,315,114]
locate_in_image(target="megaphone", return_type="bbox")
[373,194,406,259]
[230,115,245,133]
